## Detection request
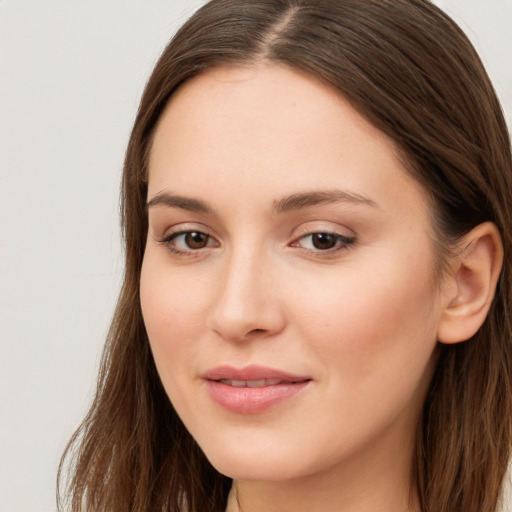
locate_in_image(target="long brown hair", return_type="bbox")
[58,1,512,511]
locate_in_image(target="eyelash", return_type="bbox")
[157,230,356,257]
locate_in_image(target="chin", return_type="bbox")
[210,457,299,482]
[199,437,306,482]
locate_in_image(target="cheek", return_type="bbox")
[291,253,440,386]
[283,257,440,458]
[140,253,209,379]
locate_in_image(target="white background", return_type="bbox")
[1,1,511,511]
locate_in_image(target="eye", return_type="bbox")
[159,230,219,254]
[294,232,355,252]
[174,231,211,249]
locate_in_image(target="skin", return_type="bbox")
[140,63,455,512]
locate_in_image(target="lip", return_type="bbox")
[202,364,309,382]
[202,365,312,414]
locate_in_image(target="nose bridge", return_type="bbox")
[208,239,284,341]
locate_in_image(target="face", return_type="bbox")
[141,64,446,484]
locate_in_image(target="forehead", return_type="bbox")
[151,64,395,165]
[148,63,429,220]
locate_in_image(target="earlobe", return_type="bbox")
[437,222,503,344]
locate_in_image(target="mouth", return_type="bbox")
[202,365,312,414]
[202,364,310,383]
[218,378,292,387]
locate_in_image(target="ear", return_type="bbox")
[437,222,503,344]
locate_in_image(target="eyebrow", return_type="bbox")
[146,192,212,213]
[146,189,378,214]
[272,189,378,213]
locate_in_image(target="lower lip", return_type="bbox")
[204,380,310,414]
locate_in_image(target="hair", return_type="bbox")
[58,1,512,511]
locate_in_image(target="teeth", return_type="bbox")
[219,379,283,387]
[247,379,266,387]
[262,379,281,386]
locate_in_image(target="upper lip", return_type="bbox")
[202,364,311,383]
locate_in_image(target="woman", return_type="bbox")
[58,1,512,511]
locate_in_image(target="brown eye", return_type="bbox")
[184,231,210,249]
[294,232,355,253]
[311,233,338,250]
[162,230,218,254]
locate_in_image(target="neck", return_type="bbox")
[227,473,419,512]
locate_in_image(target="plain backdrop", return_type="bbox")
[1,1,511,511]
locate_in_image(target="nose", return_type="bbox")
[206,245,286,343]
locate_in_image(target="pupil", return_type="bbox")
[185,232,208,249]
[312,233,336,250]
